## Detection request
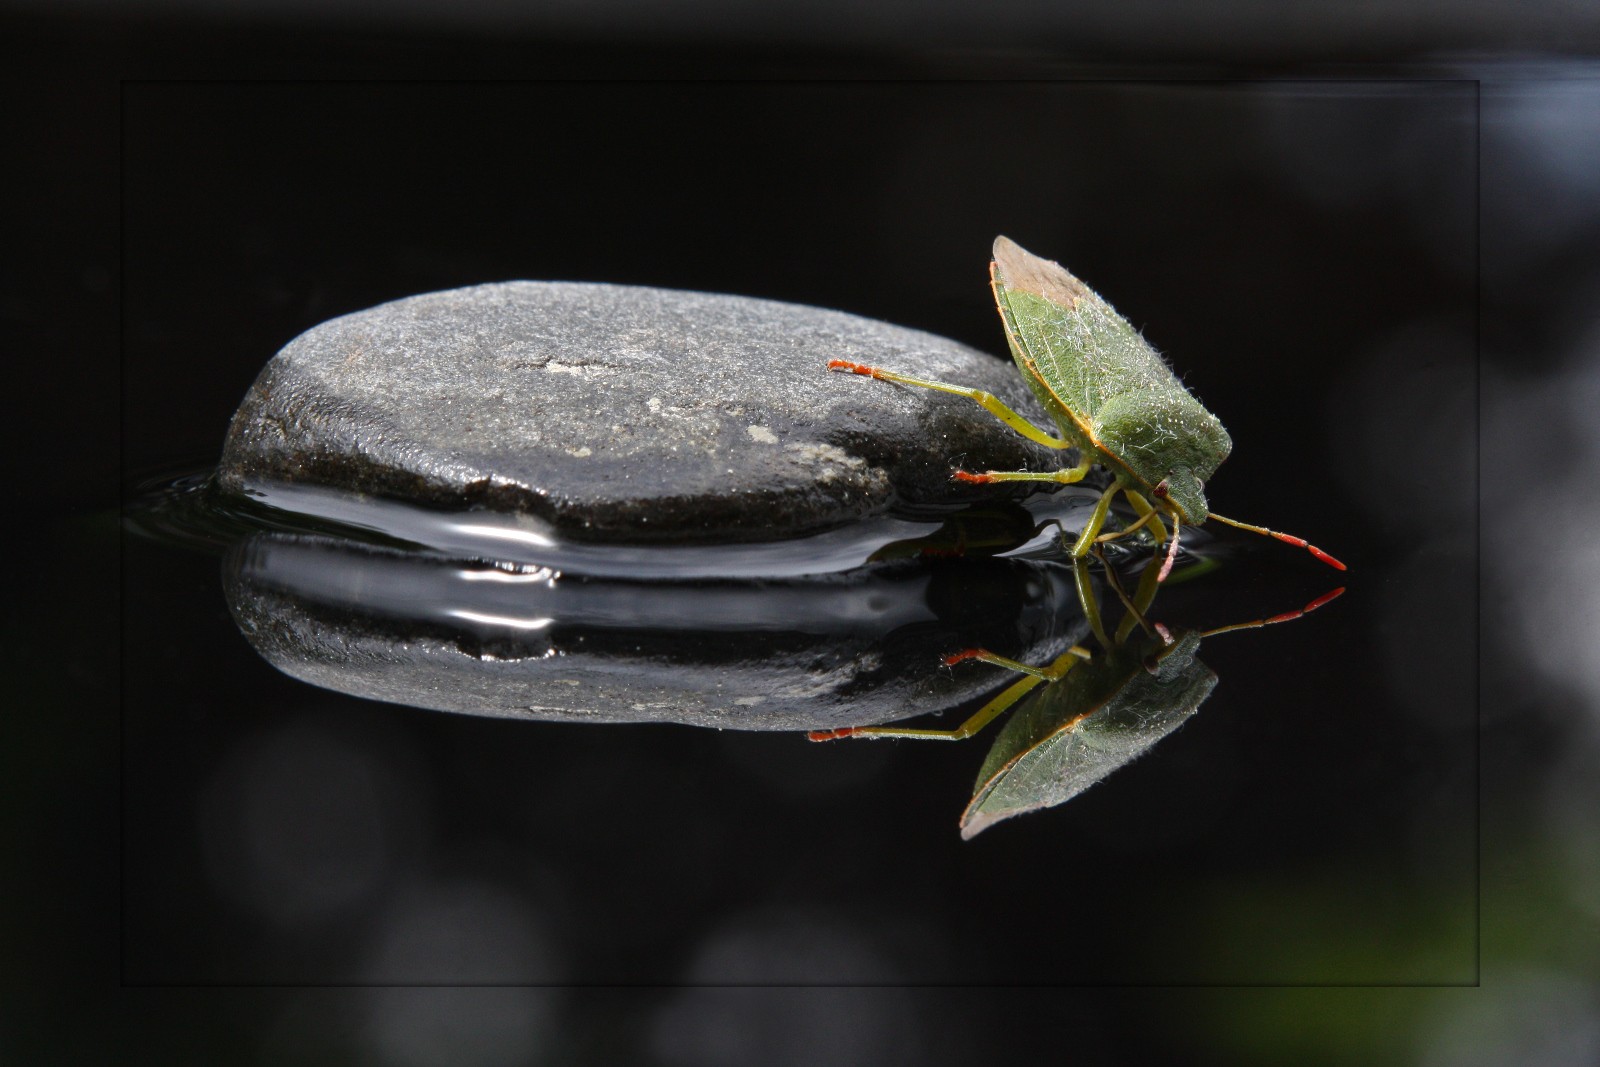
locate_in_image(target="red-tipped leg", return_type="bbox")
[828,359,881,377]
[1263,530,1346,570]
[1206,513,1347,571]
[809,727,860,742]
[952,470,994,484]
[942,648,987,666]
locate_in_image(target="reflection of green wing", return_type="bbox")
[959,630,1217,839]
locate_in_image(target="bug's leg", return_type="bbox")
[1206,512,1348,571]
[1060,477,1123,649]
[1072,554,1114,651]
[808,646,1091,742]
[951,454,1093,486]
[1120,489,1170,547]
[1093,506,1157,543]
[1156,511,1182,582]
[1112,550,1165,646]
[827,360,1075,451]
[940,645,1092,679]
[1070,478,1123,559]
[1095,544,1160,644]
[1197,586,1346,639]
[1095,545,1141,636]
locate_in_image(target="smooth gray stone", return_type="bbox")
[217,282,1066,543]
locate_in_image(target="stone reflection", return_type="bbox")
[222,514,1089,735]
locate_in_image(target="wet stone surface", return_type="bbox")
[218,282,1066,543]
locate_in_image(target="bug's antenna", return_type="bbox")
[1206,513,1347,571]
[1197,586,1345,639]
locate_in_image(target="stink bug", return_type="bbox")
[828,236,1344,628]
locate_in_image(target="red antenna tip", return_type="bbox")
[1308,545,1347,571]
[1211,513,1347,573]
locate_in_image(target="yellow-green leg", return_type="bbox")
[952,452,1093,487]
[1057,477,1125,650]
[828,360,1099,487]
[1071,477,1124,558]
[1072,555,1113,651]
[807,646,1091,742]
[1092,506,1158,544]
[1120,489,1170,547]
[828,360,1075,451]
[1112,551,1165,646]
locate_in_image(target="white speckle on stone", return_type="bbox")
[786,441,871,483]
[746,425,778,444]
[647,396,662,413]
[546,359,604,377]
[565,445,592,458]
[733,696,766,706]
[776,676,846,699]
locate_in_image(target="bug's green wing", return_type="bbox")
[958,630,1217,839]
[990,237,1232,523]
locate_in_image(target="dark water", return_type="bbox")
[123,448,1469,989]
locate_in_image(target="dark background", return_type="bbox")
[7,4,1599,1065]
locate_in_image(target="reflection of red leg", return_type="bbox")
[1267,586,1346,623]
[1200,586,1346,638]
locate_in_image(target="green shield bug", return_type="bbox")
[829,236,1346,600]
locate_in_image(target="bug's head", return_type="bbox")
[1132,626,1204,677]
[1148,468,1208,527]
[1094,391,1230,526]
